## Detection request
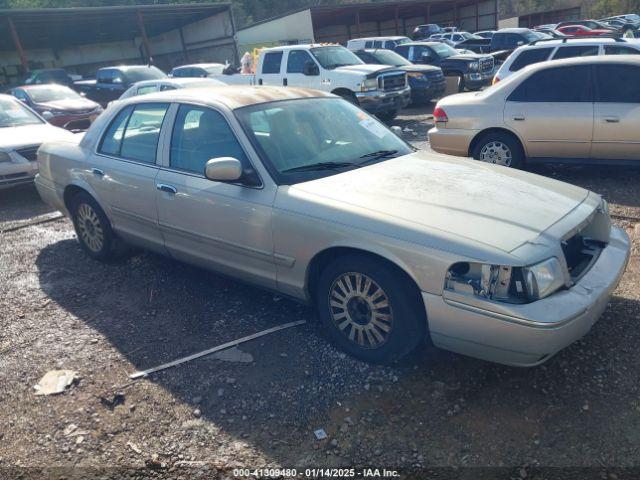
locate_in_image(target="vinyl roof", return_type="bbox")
[0,3,232,51]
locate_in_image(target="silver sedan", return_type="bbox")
[35,86,630,365]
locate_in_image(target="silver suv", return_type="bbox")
[494,37,640,83]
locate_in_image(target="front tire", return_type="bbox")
[315,254,426,364]
[70,192,124,261]
[472,131,524,168]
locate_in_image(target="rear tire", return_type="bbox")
[336,91,358,104]
[70,192,125,262]
[472,131,524,169]
[315,254,426,364]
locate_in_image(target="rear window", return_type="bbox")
[262,52,283,74]
[595,64,640,103]
[508,65,592,103]
[604,45,640,55]
[509,48,553,72]
[552,45,599,60]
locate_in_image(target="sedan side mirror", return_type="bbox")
[204,157,243,182]
[41,111,54,121]
[303,60,320,76]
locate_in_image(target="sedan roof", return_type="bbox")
[123,85,333,110]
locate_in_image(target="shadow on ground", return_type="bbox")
[34,233,640,467]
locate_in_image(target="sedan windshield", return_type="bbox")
[235,98,413,184]
[310,46,364,69]
[372,50,412,66]
[0,97,43,127]
[27,86,82,103]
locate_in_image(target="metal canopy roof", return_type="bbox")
[0,3,232,51]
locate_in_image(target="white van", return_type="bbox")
[347,36,411,51]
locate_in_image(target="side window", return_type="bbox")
[171,68,185,78]
[99,103,169,163]
[170,105,249,175]
[262,52,283,74]
[99,106,133,156]
[97,70,113,84]
[604,46,640,55]
[552,45,599,60]
[287,50,314,73]
[508,65,592,103]
[595,64,640,103]
[365,41,373,48]
[136,85,157,95]
[509,48,553,72]
[395,45,409,58]
[160,84,177,91]
[373,40,383,48]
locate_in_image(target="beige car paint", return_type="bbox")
[35,87,630,367]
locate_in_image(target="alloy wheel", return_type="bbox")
[76,203,104,253]
[328,272,394,349]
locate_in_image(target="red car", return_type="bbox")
[7,84,103,132]
[557,25,614,36]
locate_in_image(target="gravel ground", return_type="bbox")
[1,104,639,480]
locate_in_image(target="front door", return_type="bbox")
[155,103,277,289]
[591,63,640,161]
[284,49,321,89]
[504,64,594,160]
[257,51,284,86]
[88,102,170,251]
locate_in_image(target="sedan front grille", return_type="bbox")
[561,233,603,281]
[15,145,40,162]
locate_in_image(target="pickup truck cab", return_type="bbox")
[394,42,495,91]
[215,44,410,121]
[74,65,166,107]
[347,36,411,51]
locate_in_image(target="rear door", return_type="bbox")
[90,102,170,251]
[257,51,284,86]
[591,63,640,161]
[504,64,594,160]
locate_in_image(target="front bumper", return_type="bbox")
[355,86,411,113]
[34,174,68,214]
[423,226,631,367]
[410,81,446,102]
[0,160,38,190]
[428,126,478,157]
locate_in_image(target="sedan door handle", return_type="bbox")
[156,183,177,195]
[91,168,104,177]
[604,117,620,123]
[513,116,526,121]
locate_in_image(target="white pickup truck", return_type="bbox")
[215,44,411,121]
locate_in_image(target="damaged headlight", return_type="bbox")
[445,258,566,304]
[0,151,11,163]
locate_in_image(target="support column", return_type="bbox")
[394,6,399,35]
[8,17,28,71]
[137,10,152,63]
[178,26,189,63]
[475,0,479,31]
[356,10,361,36]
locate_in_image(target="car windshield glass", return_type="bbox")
[523,31,542,42]
[235,98,413,184]
[28,86,81,103]
[372,50,412,66]
[310,46,364,69]
[125,66,167,82]
[0,97,43,127]
[461,32,480,40]
[431,43,459,58]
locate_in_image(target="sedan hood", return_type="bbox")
[285,153,589,254]
[400,65,442,73]
[36,98,99,112]
[0,123,76,151]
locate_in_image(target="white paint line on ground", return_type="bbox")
[129,320,306,379]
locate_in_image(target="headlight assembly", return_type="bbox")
[468,62,479,72]
[445,258,566,304]
[407,72,427,80]
[360,78,379,92]
[0,151,11,163]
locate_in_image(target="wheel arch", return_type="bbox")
[468,127,527,158]
[331,88,357,101]
[305,245,424,307]
[62,181,107,219]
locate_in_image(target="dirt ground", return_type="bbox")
[1,104,639,480]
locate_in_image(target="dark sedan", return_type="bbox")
[8,85,103,132]
[354,48,446,103]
